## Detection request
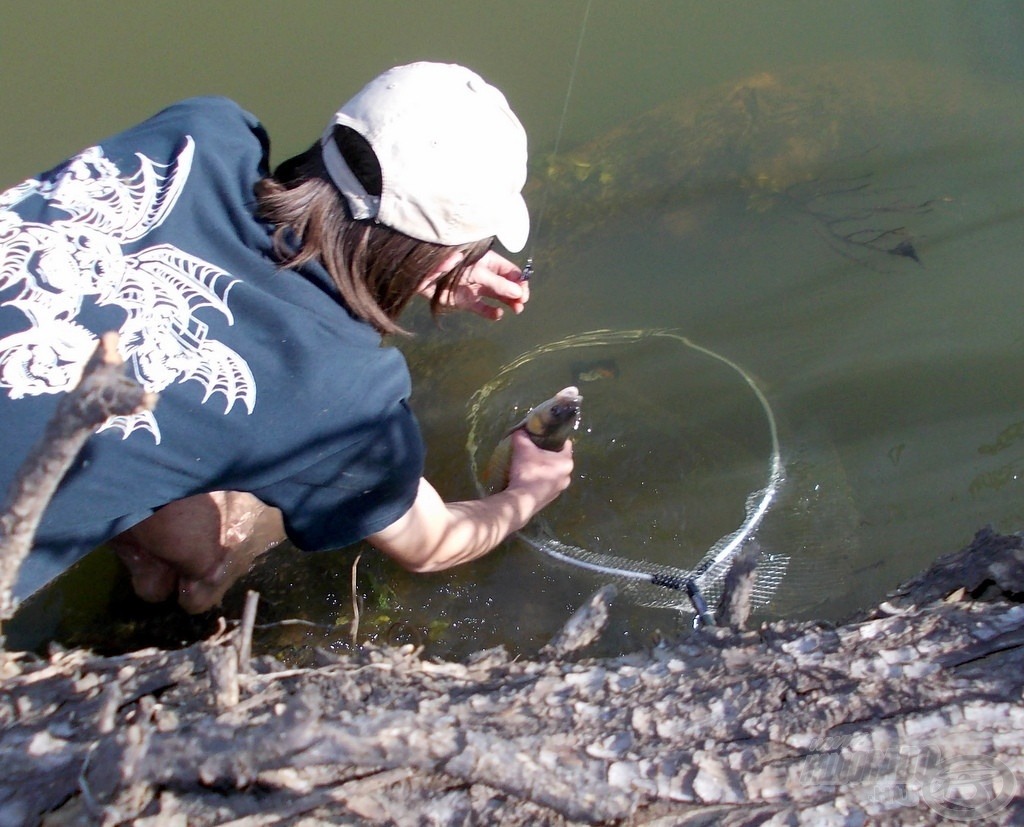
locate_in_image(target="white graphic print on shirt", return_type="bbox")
[0,138,256,443]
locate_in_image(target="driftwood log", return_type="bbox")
[2,330,1023,824]
[2,527,1023,826]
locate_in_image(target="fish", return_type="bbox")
[571,359,620,385]
[482,386,582,492]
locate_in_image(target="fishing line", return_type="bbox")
[523,0,594,279]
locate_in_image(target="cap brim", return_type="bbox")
[496,193,530,253]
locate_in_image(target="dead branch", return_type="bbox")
[236,590,259,674]
[350,550,363,645]
[540,583,616,660]
[0,332,156,621]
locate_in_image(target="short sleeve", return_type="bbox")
[254,400,424,551]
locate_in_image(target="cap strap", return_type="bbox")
[320,126,381,221]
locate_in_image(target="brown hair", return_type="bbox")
[254,130,492,336]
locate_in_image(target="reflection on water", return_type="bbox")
[5,2,1024,660]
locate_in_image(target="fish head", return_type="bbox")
[521,385,582,450]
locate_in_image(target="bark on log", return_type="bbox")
[2,528,1023,825]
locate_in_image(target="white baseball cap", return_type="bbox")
[321,62,530,253]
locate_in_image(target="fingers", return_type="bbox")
[507,430,574,508]
[509,427,574,464]
[473,251,530,313]
[440,251,531,319]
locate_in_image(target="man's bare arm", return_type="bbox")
[369,430,573,571]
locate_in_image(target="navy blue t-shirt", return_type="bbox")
[0,97,425,598]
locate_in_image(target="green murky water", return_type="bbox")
[5,1,1024,660]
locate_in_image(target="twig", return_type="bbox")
[206,641,240,710]
[0,332,156,621]
[236,590,260,674]
[253,619,337,631]
[350,551,363,646]
[77,743,105,819]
